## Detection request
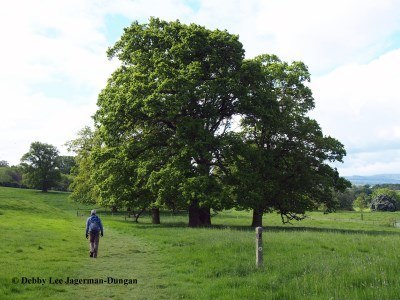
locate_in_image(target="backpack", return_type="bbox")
[88,217,100,233]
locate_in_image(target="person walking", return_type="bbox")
[85,209,104,258]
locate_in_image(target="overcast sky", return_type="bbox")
[1,0,400,176]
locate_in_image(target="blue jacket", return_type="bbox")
[85,215,104,235]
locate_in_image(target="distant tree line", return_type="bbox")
[336,185,400,212]
[0,160,24,188]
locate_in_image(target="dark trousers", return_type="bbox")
[89,232,100,258]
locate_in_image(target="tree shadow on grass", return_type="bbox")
[113,219,188,229]
[113,218,400,236]
[262,225,400,236]
[209,224,400,236]
[33,190,69,195]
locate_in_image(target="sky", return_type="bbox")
[1,0,400,176]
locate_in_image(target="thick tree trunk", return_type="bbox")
[188,164,213,227]
[251,207,263,227]
[199,207,211,226]
[188,201,201,227]
[189,202,212,227]
[151,207,160,224]
[42,182,48,192]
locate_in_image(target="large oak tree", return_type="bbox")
[94,18,244,226]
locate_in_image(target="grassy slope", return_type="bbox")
[1,187,400,299]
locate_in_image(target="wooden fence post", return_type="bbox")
[256,226,263,267]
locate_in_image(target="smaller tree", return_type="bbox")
[21,142,61,192]
[354,193,369,220]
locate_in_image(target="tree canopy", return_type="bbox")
[70,18,349,227]
[94,18,245,226]
[231,54,350,226]
[21,142,61,192]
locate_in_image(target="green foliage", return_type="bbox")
[92,145,154,211]
[374,184,400,190]
[67,127,99,204]
[355,184,373,196]
[54,173,74,192]
[57,155,76,174]
[0,166,24,188]
[354,193,369,220]
[335,189,356,210]
[20,142,61,192]
[354,193,369,210]
[370,188,400,211]
[335,185,400,212]
[371,188,400,201]
[231,54,350,225]
[0,167,11,182]
[72,18,350,227]
[94,18,245,226]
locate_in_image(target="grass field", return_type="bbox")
[1,187,400,299]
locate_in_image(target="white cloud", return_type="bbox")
[0,0,196,165]
[0,0,114,164]
[183,0,400,74]
[253,0,400,74]
[335,149,400,176]
[0,88,98,164]
[310,49,400,175]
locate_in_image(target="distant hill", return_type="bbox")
[345,174,400,185]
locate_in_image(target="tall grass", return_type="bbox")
[2,186,400,299]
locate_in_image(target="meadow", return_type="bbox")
[1,186,400,299]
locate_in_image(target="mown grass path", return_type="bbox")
[0,188,162,300]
